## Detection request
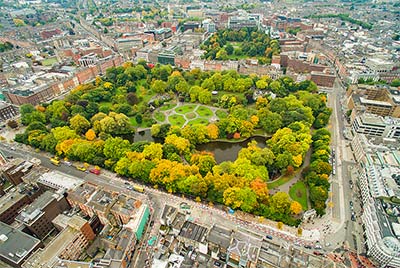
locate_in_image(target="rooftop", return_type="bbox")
[207,225,232,249]
[87,189,114,212]
[179,221,208,243]
[0,190,26,215]
[23,226,79,268]
[0,221,41,265]
[67,182,97,204]
[360,97,392,107]
[104,228,134,260]
[16,191,57,225]
[110,194,140,217]
[37,171,83,191]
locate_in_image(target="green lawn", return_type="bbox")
[168,114,185,127]
[188,118,209,126]
[215,110,228,119]
[154,112,165,122]
[42,57,58,66]
[289,181,308,210]
[160,102,176,111]
[267,174,295,189]
[175,104,196,114]
[196,106,213,117]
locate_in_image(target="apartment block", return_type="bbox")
[16,191,70,240]
[0,190,31,225]
[22,215,95,268]
[1,159,34,186]
[351,113,400,140]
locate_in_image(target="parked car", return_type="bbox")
[265,235,273,240]
[89,168,100,175]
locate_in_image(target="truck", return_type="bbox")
[132,185,145,193]
[50,157,60,166]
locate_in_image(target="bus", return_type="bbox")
[50,158,60,166]
[133,185,145,193]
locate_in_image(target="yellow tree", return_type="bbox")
[206,124,219,140]
[290,201,303,215]
[85,129,96,141]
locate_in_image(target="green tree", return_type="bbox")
[103,137,131,160]
[69,114,90,134]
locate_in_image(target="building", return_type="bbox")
[158,51,175,66]
[228,15,259,30]
[207,225,232,261]
[0,222,42,268]
[178,221,208,253]
[310,71,336,88]
[124,204,150,241]
[347,85,400,118]
[182,22,200,32]
[226,231,262,268]
[36,171,83,192]
[96,227,136,268]
[351,113,400,140]
[16,191,70,240]
[0,191,30,225]
[66,182,98,217]
[1,159,34,186]
[110,195,142,225]
[351,133,400,267]
[0,102,18,122]
[22,215,95,268]
[78,53,98,67]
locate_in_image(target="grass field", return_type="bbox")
[188,118,209,125]
[267,174,295,189]
[196,106,213,117]
[129,116,138,126]
[42,57,58,66]
[154,112,165,122]
[160,102,176,111]
[168,114,185,127]
[289,181,308,210]
[175,104,196,114]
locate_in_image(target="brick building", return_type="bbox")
[1,159,34,186]
[22,215,95,268]
[0,102,18,122]
[16,191,70,240]
[310,71,336,87]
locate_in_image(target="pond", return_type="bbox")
[197,136,267,163]
[129,130,267,163]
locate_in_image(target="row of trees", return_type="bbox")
[200,28,280,63]
[302,128,332,215]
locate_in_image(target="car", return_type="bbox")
[214,261,222,267]
[350,201,353,207]
[124,182,130,185]
[304,245,312,249]
[351,215,356,221]
[314,244,322,249]
[313,251,324,256]
[76,166,86,172]
[265,235,273,240]
[64,161,72,166]
[10,147,16,151]
[89,169,100,175]
[150,220,154,227]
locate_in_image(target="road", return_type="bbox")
[324,79,364,254]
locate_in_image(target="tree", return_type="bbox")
[250,178,269,203]
[206,124,219,140]
[290,201,303,215]
[142,142,163,160]
[151,80,167,93]
[85,129,96,141]
[191,152,216,176]
[225,44,234,55]
[70,114,90,134]
[164,134,190,154]
[51,126,78,143]
[126,92,139,105]
[269,192,292,215]
[103,137,131,160]
[223,187,258,213]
